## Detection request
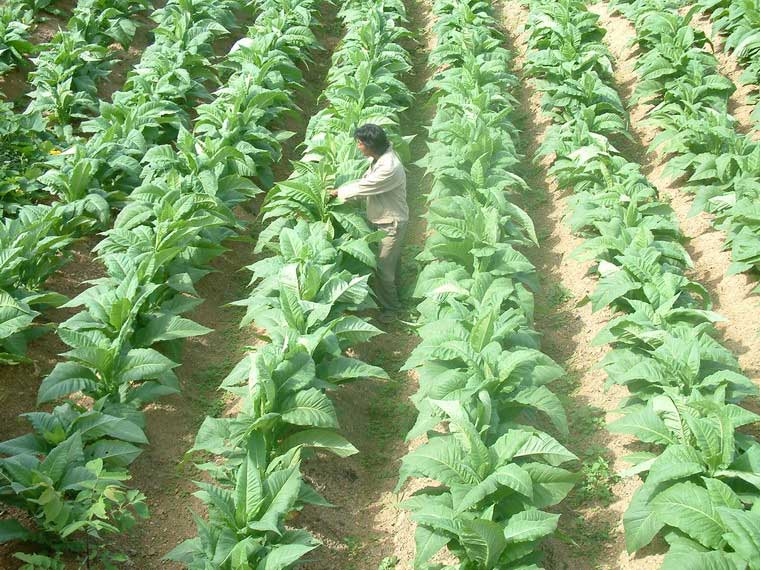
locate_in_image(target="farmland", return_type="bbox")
[0,0,758,568]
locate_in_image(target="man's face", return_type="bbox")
[357,139,372,157]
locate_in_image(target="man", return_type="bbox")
[331,124,409,323]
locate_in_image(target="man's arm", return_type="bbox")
[336,159,399,200]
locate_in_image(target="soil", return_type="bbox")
[591,3,760,388]
[497,1,664,568]
[295,1,437,568]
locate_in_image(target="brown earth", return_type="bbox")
[591,3,760,387]
[498,1,663,568]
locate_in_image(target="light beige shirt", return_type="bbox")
[336,146,408,224]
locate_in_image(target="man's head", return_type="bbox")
[353,124,389,159]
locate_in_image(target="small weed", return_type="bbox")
[344,535,364,559]
[363,374,414,475]
[555,370,582,395]
[568,405,606,438]
[573,456,619,507]
[379,556,399,570]
[546,283,573,307]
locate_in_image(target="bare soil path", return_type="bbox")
[591,3,760,388]
[296,2,436,568]
[497,2,664,568]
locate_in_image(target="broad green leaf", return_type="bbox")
[652,482,727,549]
[280,429,358,458]
[503,509,560,544]
[280,388,338,429]
[459,519,507,568]
[717,508,760,568]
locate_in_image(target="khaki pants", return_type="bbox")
[374,220,407,311]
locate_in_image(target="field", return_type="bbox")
[0,0,759,568]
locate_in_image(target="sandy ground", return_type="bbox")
[591,3,760,388]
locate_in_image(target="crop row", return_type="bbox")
[2,0,147,212]
[167,0,415,567]
[524,0,760,566]
[0,0,53,77]
[25,0,151,139]
[611,0,760,288]
[0,0,322,565]
[397,0,578,568]
[695,0,760,126]
[0,0,253,366]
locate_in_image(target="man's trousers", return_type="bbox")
[373,220,408,311]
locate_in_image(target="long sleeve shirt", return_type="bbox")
[336,146,408,224]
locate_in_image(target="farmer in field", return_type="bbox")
[331,124,409,323]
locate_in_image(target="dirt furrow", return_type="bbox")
[296,2,435,568]
[497,2,664,568]
[591,3,760,388]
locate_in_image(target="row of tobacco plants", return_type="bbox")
[167,0,413,567]
[1,0,148,214]
[0,0,249,365]
[612,0,760,288]
[0,0,323,566]
[25,0,151,138]
[397,0,578,568]
[695,0,760,126]
[524,0,760,567]
[0,0,53,77]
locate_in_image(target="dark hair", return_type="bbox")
[353,124,390,155]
